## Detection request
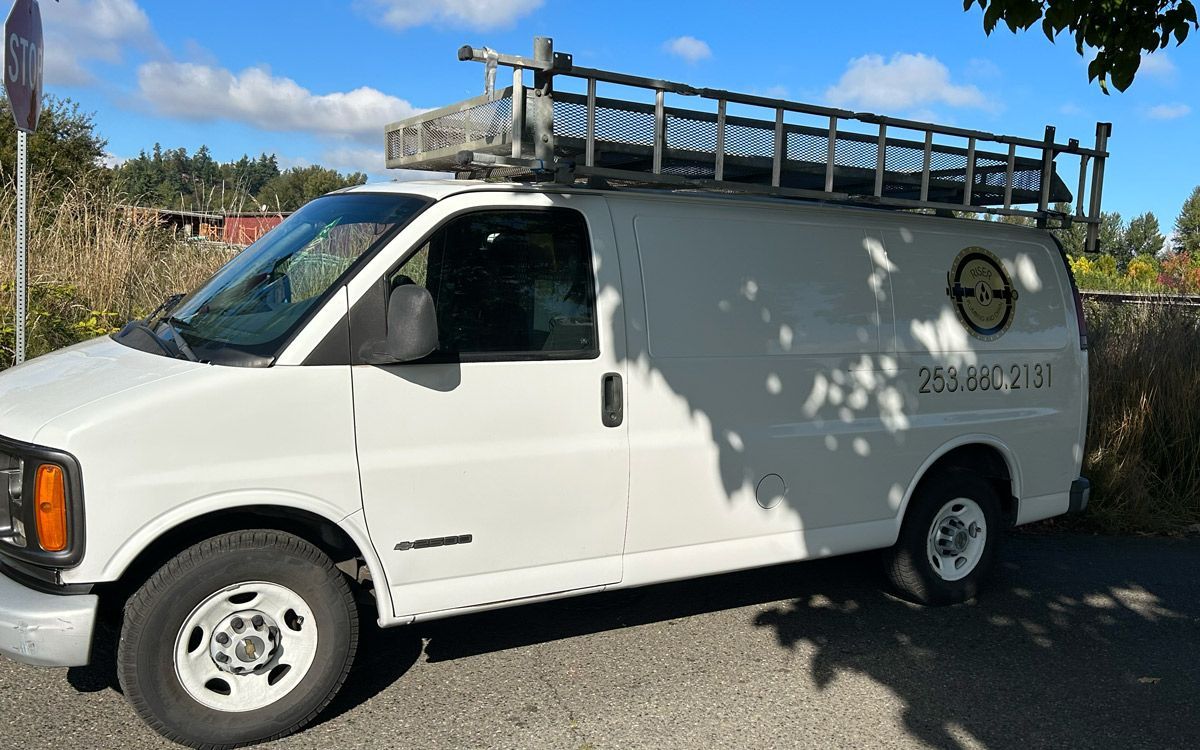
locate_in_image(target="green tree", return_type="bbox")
[1050,202,1088,255]
[255,165,367,212]
[1097,210,1126,258]
[1053,208,1124,258]
[964,0,1199,91]
[0,95,108,188]
[1125,211,1166,258]
[1175,185,1200,253]
[217,153,280,209]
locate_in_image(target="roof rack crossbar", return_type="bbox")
[388,37,1111,251]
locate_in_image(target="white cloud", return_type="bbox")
[363,0,543,31]
[136,62,422,141]
[1059,102,1084,116]
[98,152,125,168]
[42,0,162,86]
[322,147,385,174]
[663,36,712,63]
[1140,53,1177,80]
[825,53,988,111]
[1146,102,1191,120]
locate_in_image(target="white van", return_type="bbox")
[1,38,1104,748]
[0,179,1089,746]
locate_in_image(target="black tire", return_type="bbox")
[883,469,1002,605]
[117,530,359,749]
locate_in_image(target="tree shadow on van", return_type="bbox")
[594,211,1078,567]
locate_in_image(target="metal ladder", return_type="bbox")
[385,36,1111,253]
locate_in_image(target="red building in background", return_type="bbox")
[222,214,285,244]
[121,207,290,246]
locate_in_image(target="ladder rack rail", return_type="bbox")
[385,37,1111,252]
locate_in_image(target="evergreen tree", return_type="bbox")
[1051,202,1088,255]
[1125,212,1166,258]
[189,145,222,209]
[1097,211,1126,258]
[1175,185,1200,254]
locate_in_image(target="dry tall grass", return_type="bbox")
[0,176,237,366]
[1081,301,1200,533]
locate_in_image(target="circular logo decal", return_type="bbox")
[945,246,1018,341]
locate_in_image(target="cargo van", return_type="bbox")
[0,38,1104,749]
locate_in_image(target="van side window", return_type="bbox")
[392,208,598,359]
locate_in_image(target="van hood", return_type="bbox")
[0,336,201,443]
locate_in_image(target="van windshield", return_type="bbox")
[127,193,429,366]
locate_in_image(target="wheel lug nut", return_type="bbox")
[215,652,229,663]
[231,617,244,632]
[252,615,265,630]
[215,633,230,646]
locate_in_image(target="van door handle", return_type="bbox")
[601,372,623,428]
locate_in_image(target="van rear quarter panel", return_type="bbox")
[609,194,1084,571]
[872,219,1085,520]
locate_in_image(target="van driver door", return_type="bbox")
[350,194,629,618]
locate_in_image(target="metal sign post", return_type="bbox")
[15,129,26,363]
[4,0,42,365]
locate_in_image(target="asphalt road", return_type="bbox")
[2,533,1198,750]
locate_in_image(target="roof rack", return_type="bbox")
[384,37,1111,253]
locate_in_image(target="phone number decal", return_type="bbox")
[918,363,1053,394]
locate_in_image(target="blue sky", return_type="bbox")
[41,0,1200,229]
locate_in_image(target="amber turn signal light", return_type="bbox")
[34,464,68,552]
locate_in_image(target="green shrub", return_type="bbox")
[0,281,120,365]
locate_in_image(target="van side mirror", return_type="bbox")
[383,284,439,363]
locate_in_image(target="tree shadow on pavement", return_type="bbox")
[752,533,1200,749]
[414,532,1199,750]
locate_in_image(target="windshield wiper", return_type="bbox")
[163,317,200,362]
[145,293,185,325]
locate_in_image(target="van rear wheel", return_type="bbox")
[884,470,1002,605]
[117,530,358,749]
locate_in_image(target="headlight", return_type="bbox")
[1,452,24,547]
[0,437,84,567]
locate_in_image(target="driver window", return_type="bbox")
[390,208,598,359]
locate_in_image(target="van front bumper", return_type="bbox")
[0,568,97,667]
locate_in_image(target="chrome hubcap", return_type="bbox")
[209,610,282,674]
[926,498,987,582]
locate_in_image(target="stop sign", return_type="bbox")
[4,0,42,133]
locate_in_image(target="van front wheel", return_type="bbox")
[884,470,1002,605]
[117,530,358,749]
